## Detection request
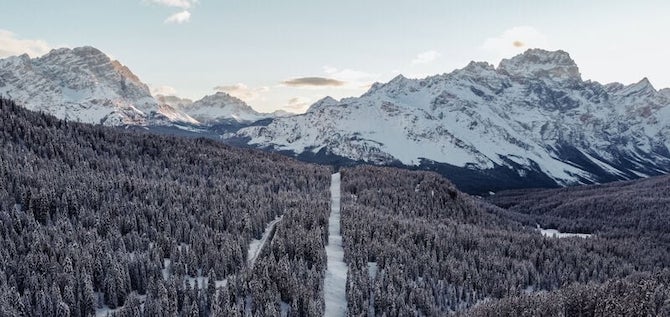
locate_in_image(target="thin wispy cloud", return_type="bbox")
[411,50,441,64]
[0,29,52,58]
[164,10,191,24]
[148,0,195,9]
[282,77,345,87]
[323,66,379,87]
[214,83,270,102]
[146,0,197,24]
[150,85,178,96]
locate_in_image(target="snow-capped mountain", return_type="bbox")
[0,46,198,126]
[236,49,670,193]
[175,92,268,124]
[175,91,291,124]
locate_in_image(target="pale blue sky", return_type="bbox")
[2,0,669,112]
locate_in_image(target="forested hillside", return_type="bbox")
[488,174,670,234]
[462,270,670,316]
[460,174,670,316]
[340,166,670,316]
[0,98,331,316]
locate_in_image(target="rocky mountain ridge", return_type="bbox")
[236,49,670,192]
[0,47,275,126]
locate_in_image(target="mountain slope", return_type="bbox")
[236,49,670,193]
[0,46,199,126]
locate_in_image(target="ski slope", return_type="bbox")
[324,172,348,316]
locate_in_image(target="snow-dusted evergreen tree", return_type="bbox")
[0,98,330,316]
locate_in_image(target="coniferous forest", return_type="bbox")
[0,98,330,316]
[2,96,670,316]
[339,166,670,316]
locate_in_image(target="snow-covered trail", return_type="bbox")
[324,172,348,317]
[247,215,283,268]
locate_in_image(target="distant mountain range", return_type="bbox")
[236,49,670,193]
[2,47,669,193]
[0,46,281,128]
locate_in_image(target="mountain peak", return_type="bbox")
[73,46,108,57]
[498,49,581,81]
[638,77,653,87]
[464,61,495,72]
[40,46,110,63]
[0,45,200,126]
[179,92,266,123]
[307,96,340,113]
[390,74,408,82]
[207,91,246,104]
[614,77,657,97]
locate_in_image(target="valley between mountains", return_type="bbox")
[2,44,670,316]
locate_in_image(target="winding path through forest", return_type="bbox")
[247,215,283,268]
[324,172,348,316]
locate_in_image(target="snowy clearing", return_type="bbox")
[324,172,348,317]
[247,215,283,268]
[538,226,592,238]
[367,262,378,316]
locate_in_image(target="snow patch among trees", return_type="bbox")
[539,227,592,239]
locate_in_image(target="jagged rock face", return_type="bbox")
[0,47,195,126]
[237,49,670,189]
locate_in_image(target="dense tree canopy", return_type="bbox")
[0,98,330,316]
[339,166,670,316]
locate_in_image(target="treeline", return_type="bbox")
[339,166,670,316]
[0,98,331,316]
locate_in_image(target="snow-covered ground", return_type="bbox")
[95,293,146,317]
[367,262,378,316]
[247,215,283,268]
[324,172,348,317]
[161,259,227,289]
[538,226,592,238]
[280,301,291,317]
